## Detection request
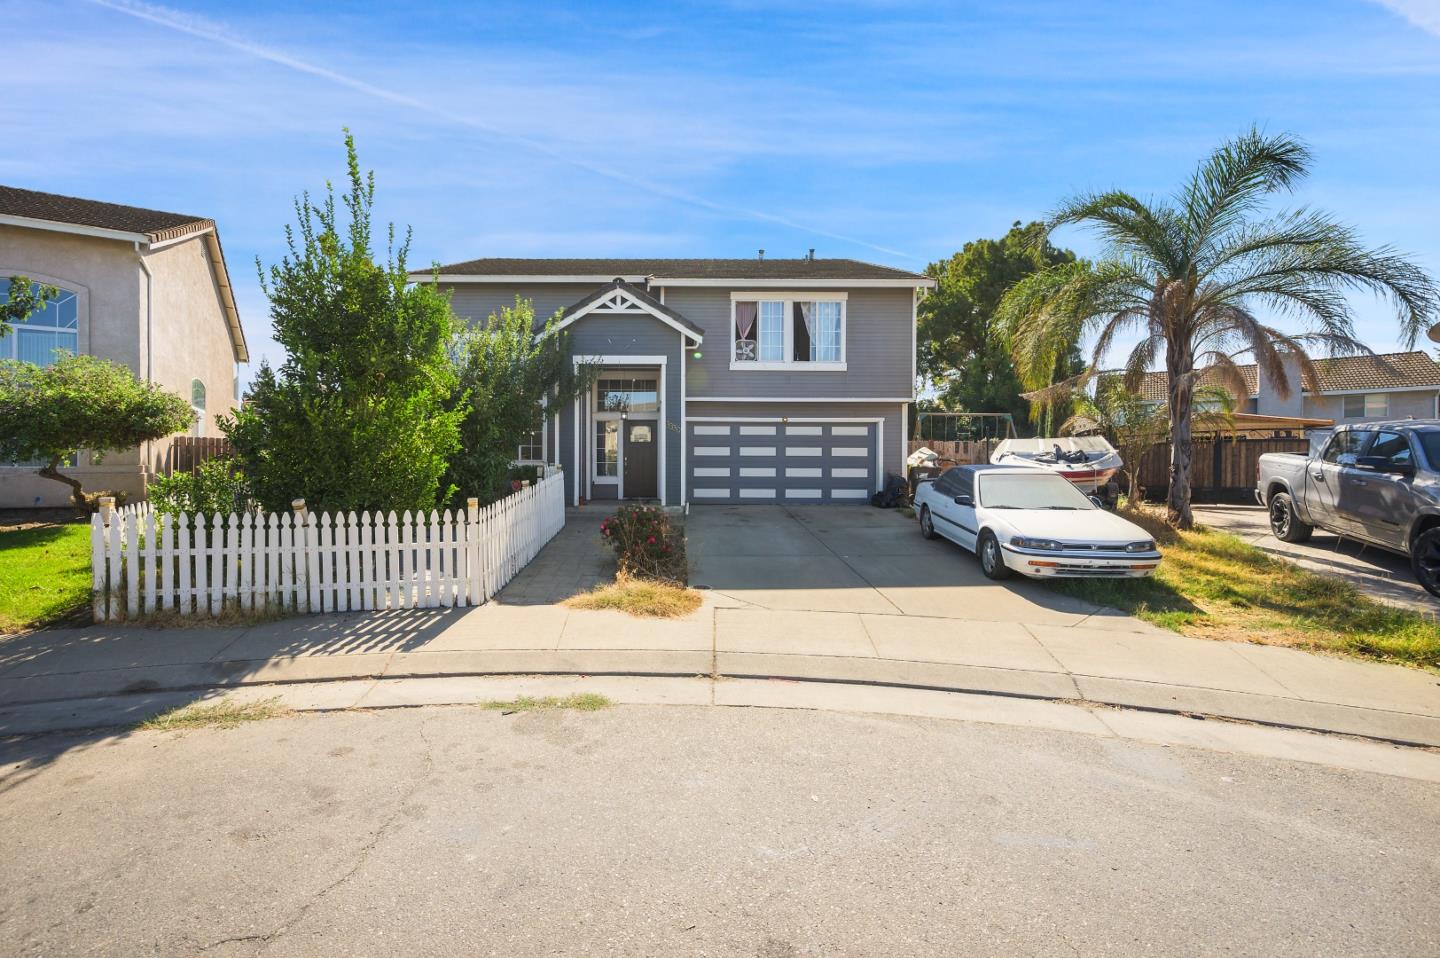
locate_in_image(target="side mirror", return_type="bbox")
[954,494,974,507]
[1089,495,1104,508]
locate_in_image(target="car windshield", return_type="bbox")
[977,472,1097,510]
[1418,431,1440,470]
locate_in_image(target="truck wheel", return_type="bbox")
[1410,528,1440,598]
[1268,492,1312,544]
[978,530,1012,580]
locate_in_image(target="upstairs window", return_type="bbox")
[1,279,78,367]
[1342,393,1388,419]
[731,293,846,369]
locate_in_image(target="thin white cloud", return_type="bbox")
[1370,0,1440,39]
[84,0,917,260]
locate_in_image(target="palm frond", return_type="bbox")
[1180,126,1311,256]
[1049,191,1184,275]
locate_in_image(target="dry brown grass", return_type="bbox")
[479,693,613,712]
[1050,503,1440,669]
[564,578,704,618]
[137,696,293,732]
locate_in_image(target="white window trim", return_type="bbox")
[729,291,848,372]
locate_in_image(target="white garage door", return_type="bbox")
[687,421,877,504]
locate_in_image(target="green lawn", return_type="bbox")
[1050,508,1440,670]
[0,523,93,633]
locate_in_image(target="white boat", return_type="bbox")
[989,435,1123,500]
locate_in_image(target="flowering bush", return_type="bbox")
[598,504,686,583]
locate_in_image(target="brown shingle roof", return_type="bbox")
[1128,351,1440,401]
[0,185,213,243]
[428,257,930,282]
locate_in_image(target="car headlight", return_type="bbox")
[1125,540,1156,553]
[1011,536,1064,551]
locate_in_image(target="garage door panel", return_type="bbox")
[688,420,875,504]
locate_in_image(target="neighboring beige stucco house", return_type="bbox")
[1135,351,1440,425]
[0,186,247,507]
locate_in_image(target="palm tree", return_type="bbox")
[997,128,1438,527]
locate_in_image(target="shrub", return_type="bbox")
[148,458,253,517]
[598,504,686,583]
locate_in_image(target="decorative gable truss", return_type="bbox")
[551,281,704,345]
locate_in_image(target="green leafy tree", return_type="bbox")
[147,457,253,517]
[0,354,193,506]
[445,299,594,504]
[919,222,1080,431]
[222,132,464,514]
[1061,381,1233,508]
[998,128,1438,527]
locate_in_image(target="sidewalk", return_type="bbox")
[3,594,1439,746]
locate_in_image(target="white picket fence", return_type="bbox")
[90,472,567,622]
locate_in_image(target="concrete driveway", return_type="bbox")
[687,504,1117,627]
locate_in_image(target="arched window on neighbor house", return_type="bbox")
[191,379,206,437]
[1,278,78,366]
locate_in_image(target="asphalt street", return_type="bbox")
[2,704,1437,957]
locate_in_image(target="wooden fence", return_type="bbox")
[90,472,567,622]
[1134,437,1308,501]
[166,436,233,475]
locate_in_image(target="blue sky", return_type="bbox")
[7,0,1440,384]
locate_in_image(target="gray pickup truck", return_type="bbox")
[1256,421,1440,597]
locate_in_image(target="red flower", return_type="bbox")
[647,535,656,544]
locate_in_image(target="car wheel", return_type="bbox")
[919,505,938,540]
[978,530,1011,580]
[1410,527,1440,598]
[1268,492,1313,544]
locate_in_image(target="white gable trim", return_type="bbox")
[552,285,702,344]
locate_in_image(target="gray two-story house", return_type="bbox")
[421,257,934,507]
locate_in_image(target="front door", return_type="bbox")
[623,421,658,499]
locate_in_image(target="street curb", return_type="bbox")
[3,652,1438,749]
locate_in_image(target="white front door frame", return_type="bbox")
[576,356,669,505]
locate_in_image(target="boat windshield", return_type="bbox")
[978,472,1097,511]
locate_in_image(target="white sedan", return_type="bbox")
[912,464,1161,580]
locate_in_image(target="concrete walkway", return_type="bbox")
[1195,504,1437,614]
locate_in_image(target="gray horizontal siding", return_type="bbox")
[443,282,598,327]
[665,286,914,399]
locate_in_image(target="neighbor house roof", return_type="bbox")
[0,185,247,362]
[0,185,215,244]
[1127,351,1440,401]
[415,257,934,286]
